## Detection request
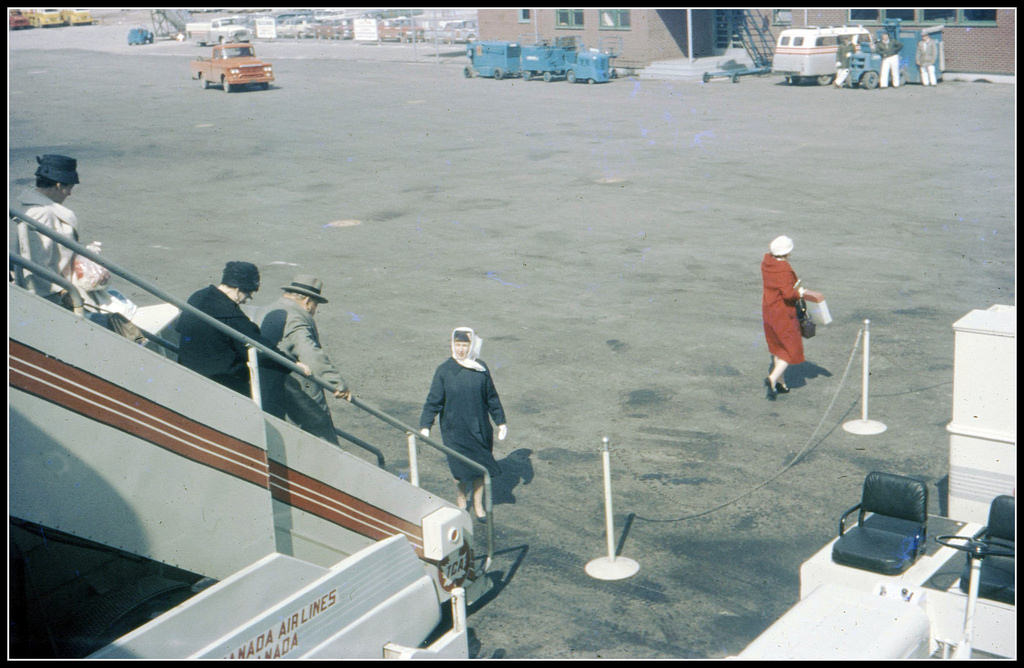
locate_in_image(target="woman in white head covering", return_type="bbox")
[419,327,508,520]
[761,236,823,400]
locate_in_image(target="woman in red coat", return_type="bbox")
[761,236,822,400]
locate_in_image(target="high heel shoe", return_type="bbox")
[764,377,777,401]
[775,382,790,394]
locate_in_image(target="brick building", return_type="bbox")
[478,8,1015,75]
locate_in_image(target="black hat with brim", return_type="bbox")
[35,154,80,185]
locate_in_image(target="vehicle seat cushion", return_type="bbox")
[987,495,1015,542]
[959,550,1015,605]
[958,495,1015,604]
[861,471,928,523]
[832,519,923,575]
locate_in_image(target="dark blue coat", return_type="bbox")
[176,285,261,395]
[419,358,506,482]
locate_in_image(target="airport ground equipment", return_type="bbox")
[128,26,155,45]
[847,19,944,89]
[520,41,575,81]
[566,47,615,84]
[464,40,522,79]
[703,9,774,83]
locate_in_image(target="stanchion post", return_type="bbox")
[585,437,640,581]
[406,432,420,487]
[843,319,887,435]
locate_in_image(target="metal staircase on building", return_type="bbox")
[151,9,190,39]
[715,9,773,68]
[702,9,774,82]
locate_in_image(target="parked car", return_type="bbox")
[61,8,93,26]
[439,19,477,44]
[276,16,316,39]
[28,8,65,28]
[378,18,425,43]
[9,9,32,30]
[313,17,353,40]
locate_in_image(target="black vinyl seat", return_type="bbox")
[959,494,1015,605]
[831,471,928,575]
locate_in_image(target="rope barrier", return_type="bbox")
[622,325,866,524]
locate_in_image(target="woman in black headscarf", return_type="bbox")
[420,327,508,520]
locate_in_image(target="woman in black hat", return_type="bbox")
[176,261,298,397]
[419,327,508,520]
[15,155,83,301]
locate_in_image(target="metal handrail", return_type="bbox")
[11,205,495,569]
[9,252,85,315]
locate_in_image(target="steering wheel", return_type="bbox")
[935,534,1015,559]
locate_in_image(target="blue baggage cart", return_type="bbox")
[520,43,574,82]
[566,47,614,84]
[127,26,155,45]
[847,19,944,89]
[464,41,522,80]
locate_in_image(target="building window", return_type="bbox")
[884,9,916,22]
[921,9,957,23]
[849,9,880,22]
[556,8,584,29]
[772,9,792,26]
[598,9,630,30]
[854,9,998,25]
[518,9,530,23]
[961,9,997,23]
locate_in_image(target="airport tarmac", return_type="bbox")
[9,12,1015,659]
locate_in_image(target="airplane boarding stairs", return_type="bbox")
[9,282,479,658]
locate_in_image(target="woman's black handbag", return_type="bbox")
[796,299,816,339]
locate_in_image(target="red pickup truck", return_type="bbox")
[190,44,274,93]
[378,18,425,43]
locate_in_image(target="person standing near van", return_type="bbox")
[834,35,856,88]
[761,236,824,400]
[876,31,904,88]
[916,32,938,86]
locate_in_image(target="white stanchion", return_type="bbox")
[407,433,420,487]
[585,437,640,581]
[843,319,887,435]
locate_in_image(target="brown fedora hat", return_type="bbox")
[282,275,328,303]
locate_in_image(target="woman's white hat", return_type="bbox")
[770,235,794,257]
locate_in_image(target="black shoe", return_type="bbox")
[775,382,790,394]
[764,377,776,401]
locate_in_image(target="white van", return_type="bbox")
[772,26,872,85]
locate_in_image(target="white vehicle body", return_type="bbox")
[772,25,872,82]
[185,17,254,46]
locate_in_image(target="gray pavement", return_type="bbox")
[9,10,1015,659]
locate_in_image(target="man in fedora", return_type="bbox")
[259,275,351,444]
[15,154,84,301]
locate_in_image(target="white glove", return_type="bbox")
[86,241,102,254]
[419,428,430,438]
[497,424,508,441]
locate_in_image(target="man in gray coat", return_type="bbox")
[915,32,938,86]
[259,275,350,443]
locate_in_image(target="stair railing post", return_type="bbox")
[247,346,262,408]
[406,432,420,487]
